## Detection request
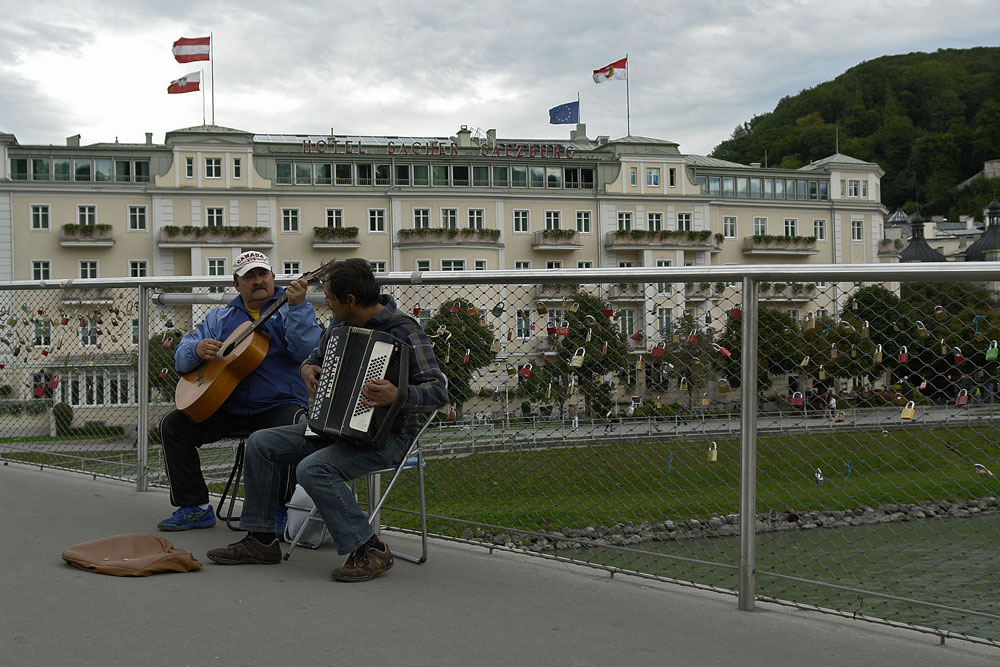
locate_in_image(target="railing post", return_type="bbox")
[739,276,760,611]
[137,285,149,492]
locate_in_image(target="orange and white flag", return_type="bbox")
[593,57,627,83]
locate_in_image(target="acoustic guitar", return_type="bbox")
[174,261,335,422]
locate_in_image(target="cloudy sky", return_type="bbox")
[1,0,997,155]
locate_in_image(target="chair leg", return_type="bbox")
[215,439,245,531]
[393,450,427,564]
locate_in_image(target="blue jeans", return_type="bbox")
[240,422,413,555]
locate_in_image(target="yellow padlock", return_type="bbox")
[593,372,603,386]
[900,400,915,420]
[570,347,586,368]
[830,343,838,360]
[717,378,731,393]
[537,302,547,316]
[934,305,947,322]
[940,338,948,355]
[707,442,718,462]
[915,320,928,337]
[873,344,882,363]
[861,320,870,338]
[655,396,663,410]
[490,338,501,354]
[701,394,710,407]
[635,356,644,371]
[568,301,580,313]
[679,377,689,391]
[800,355,811,369]
[818,365,827,380]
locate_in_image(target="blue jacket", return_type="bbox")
[175,286,322,416]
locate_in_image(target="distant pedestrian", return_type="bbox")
[570,405,579,429]
[827,394,837,420]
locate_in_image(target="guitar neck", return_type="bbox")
[228,261,333,348]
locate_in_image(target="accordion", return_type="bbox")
[307,326,411,447]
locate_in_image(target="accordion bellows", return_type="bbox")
[307,326,410,446]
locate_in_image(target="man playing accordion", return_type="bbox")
[207,259,448,581]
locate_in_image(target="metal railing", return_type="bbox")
[1,262,999,646]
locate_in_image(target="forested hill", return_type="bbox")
[709,47,1000,220]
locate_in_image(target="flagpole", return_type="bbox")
[625,53,631,136]
[201,69,206,126]
[210,32,215,126]
[577,91,581,123]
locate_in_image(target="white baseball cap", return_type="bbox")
[233,251,272,277]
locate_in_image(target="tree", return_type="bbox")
[134,329,184,402]
[425,300,496,420]
[717,308,805,393]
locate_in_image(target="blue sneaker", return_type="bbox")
[157,505,217,531]
[276,505,288,542]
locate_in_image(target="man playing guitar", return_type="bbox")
[157,251,322,532]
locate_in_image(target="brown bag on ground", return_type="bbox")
[62,533,202,576]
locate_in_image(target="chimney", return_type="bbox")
[486,128,496,144]
[66,134,80,147]
[597,135,609,145]
[750,162,761,168]
[145,132,153,145]
[456,125,472,148]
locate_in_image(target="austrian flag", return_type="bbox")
[172,36,211,63]
[593,57,627,83]
[167,71,201,95]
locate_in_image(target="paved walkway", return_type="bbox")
[2,463,997,667]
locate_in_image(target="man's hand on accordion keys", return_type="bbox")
[360,378,398,407]
[301,363,322,398]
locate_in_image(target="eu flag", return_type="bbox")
[548,100,580,125]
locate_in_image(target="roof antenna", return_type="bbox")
[835,126,839,154]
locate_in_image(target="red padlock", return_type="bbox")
[37,309,44,315]
[450,301,461,314]
[603,303,614,318]
[158,368,168,379]
[41,349,49,356]
[60,316,69,325]
[0,364,5,369]
[557,321,570,336]
[546,321,557,335]
[602,341,608,356]
[47,375,60,389]
[412,305,421,316]
[113,307,120,315]
[518,363,533,378]
[507,330,513,341]
[898,346,909,364]
[651,344,665,359]
[954,347,964,365]
[542,355,551,366]
[33,383,45,398]
[790,391,804,407]
[630,331,642,341]
[713,343,732,359]
[729,308,742,320]
[79,320,87,328]
[463,348,470,364]
[687,332,697,344]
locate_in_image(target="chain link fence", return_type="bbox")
[1,265,998,646]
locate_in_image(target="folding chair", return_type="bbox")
[215,433,251,531]
[284,414,436,564]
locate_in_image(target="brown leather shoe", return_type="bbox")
[331,541,394,582]
[207,535,281,565]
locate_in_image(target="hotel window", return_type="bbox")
[78,205,96,226]
[819,181,829,200]
[441,259,465,271]
[128,206,147,231]
[723,216,737,238]
[206,207,224,228]
[852,219,864,242]
[514,261,531,270]
[234,158,242,179]
[784,218,798,237]
[708,176,721,195]
[315,163,332,185]
[326,208,344,228]
[646,168,659,186]
[763,178,774,199]
[657,307,672,335]
[131,318,140,346]
[395,164,410,185]
[797,180,808,200]
[33,320,52,347]
[576,211,591,233]
[813,219,826,241]
[79,260,97,279]
[669,168,676,187]
[368,209,386,233]
[629,167,637,186]
[516,309,532,339]
[862,181,868,197]
[432,165,449,186]
[617,211,632,231]
[816,281,827,288]
[206,158,222,179]
[545,211,561,231]
[618,308,637,338]
[809,180,818,200]
[185,157,195,178]
[847,180,860,197]
[295,162,312,185]
[513,210,530,233]
[754,217,767,235]
[413,208,430,229]
[370,261,387,274]
[32,261,50,281]
[619,260,634,268]
[472,166,489,186]
[134,160,149,183]
[722,176,734,197]
[750,178,762,198]
[564,167,579,189]
[375,164,391,186]
[577,261,593,269]
[492,166,509,187]
[546,167,561,188]
[207,258,226,293]
[358,164,374,185]
[32,158,50,180]
[468,208,485,230]
[275,162,290,184]
[581,168,595,189]
[31,205,49,231]
[787,309,800,322]
[474,259,487,271]
[529,166,545,188]
[736,177,749,198]
[282,208,300,233]
[416,259,431,272]
[411,164,428,186]
[511,166,527,187]
[91,159,110,182]
[80,320,99,347]
[441,208,457,230]
[656,259,672,294]
[129,260,148,277]
[54,159,70,181]
[648,212,663,232]
[336,163,353,185]
[546,260,562,270]
[451,165,469,186]
[677,212,692,232]
[74,159,91,182]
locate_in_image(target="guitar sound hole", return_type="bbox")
[223,343,235,357]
